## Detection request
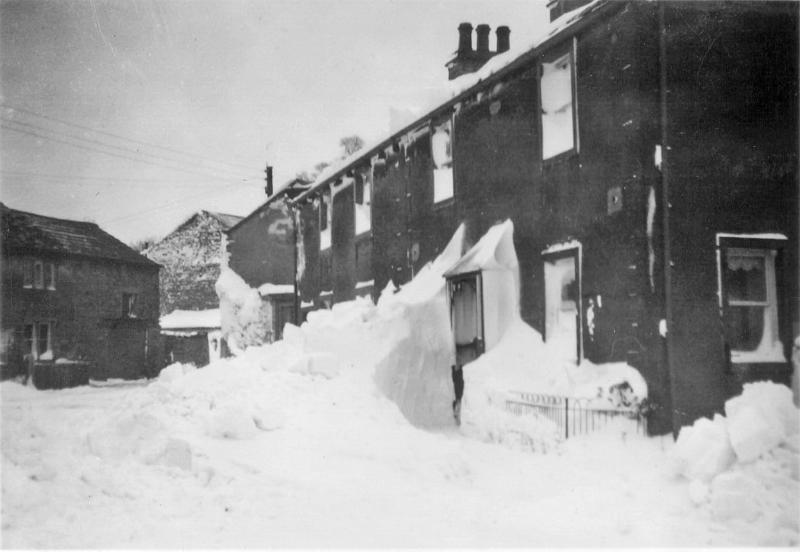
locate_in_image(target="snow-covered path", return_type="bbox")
[1,375,787,548]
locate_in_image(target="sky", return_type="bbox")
[0,0,548,244]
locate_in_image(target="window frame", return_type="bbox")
[431,115,455,206]
[353,168,372,236]
[22,259,33,289]
[33,260,44,289]
[23,321,53,360]
[319,187,332,251]
[716,235,787,364]
[539,37,579,163]
[122,292,138,318]
[46,263,56,290]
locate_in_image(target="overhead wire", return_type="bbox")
[0,102,259,174]
[1,123,261,183]
[1,117,259,181]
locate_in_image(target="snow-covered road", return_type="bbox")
[2,371,793,548]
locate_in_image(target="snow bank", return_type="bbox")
[215,269,269,353]
[672,382,799,534]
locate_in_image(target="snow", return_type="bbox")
[257,282,294,296]
[670,382,799,537]
[715,232,789,243]
[215,268,269,353]
[159,308,220,330]
[2,224,797,547]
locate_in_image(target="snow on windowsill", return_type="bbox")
[715,233,788,245]
[258,283,294,297]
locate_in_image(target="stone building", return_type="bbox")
[144,210,242,316]
[0,203,161,386]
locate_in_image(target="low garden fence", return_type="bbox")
[30,360,92,390]
[505,390,648,439]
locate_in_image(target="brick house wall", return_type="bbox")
[1,253,160,380]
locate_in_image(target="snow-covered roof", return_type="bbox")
[444,219,518,277]
[294,0,613,204]
[258,283,295,297]
[160,308,221,330]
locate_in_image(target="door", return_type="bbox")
[543,249,582,363]
[449,274,484,366]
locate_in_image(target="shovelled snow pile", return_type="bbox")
[215,269,269,353]
[671,381,799,541]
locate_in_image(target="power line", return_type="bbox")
[97,179,255,225]
[1,117,261,181]
[0,170,247,184]
[1,123,262,183]
[0,102,260,174]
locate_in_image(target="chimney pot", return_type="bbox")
[457,22,473,54]
[476,24,490,54]
[496,26,510,53]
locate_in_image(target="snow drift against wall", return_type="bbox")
[215,269,269,354]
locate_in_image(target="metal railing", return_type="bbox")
[505,390,648,439]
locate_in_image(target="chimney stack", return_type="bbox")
[476,24,490,54]
[457,22,473,55]
[496,26,510,53]
[265,165,273,196]
[446,23,510,81]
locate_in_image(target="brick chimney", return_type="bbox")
[496,26,510,53]
[446,22,509,81]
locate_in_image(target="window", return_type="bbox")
[23,322,52,360]
[22,259,55,290]
[319,189,332,250]
[123,293,138,318]
[23,260,33,288]
[431,118,454,203]
[354,170,371,235]
[33,261,44,289]
[720,246,785,363]
[46,263,56,290]
[540,43,577,160]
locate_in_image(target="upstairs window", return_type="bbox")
[33,261,43,289]
[354,170,372,235]
[431,118,454,203]
[46,263,56,290]
[23,260,33,288]
[719,242,786,363]
[540,42,577,160]
[23,259,55,290]
[123,293,138,318]
[319,188,332,250]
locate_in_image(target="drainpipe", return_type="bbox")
[659,3,678,438]
[291,200,300,326]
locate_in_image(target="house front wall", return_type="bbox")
[661,1,799,429]
[291,1,797,435]
[1,253,160,380]
[227,198,295,290]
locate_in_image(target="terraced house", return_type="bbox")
[285,0,798,435]
[0,203,161,387]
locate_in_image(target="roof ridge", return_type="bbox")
[1,203,99,227]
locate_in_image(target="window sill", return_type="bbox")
[542,148,578,167]
[433,197,455,211]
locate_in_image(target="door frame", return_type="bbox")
[541,243,583,363]
[446,270,485,364]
